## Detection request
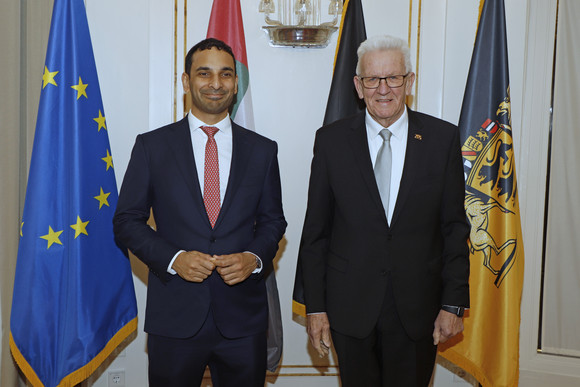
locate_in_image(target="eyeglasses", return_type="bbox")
[358,73,410,89]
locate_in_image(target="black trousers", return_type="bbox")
[147,310,267,387]
[331,281,437,387]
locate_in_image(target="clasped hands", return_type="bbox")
[172,251,257,285]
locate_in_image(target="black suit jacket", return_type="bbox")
[113,117,287,339]
[298,109,469,340]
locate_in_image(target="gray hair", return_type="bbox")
[356,35,412,75]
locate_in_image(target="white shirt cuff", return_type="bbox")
[244,251,263,274]
[167,250,185,274]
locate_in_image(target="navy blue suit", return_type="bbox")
[113,117,286,346]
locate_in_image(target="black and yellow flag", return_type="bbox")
[438,1,524,386]
[322,0,367,126]
[292,0,367,317]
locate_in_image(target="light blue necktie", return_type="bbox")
[374,129,392,218]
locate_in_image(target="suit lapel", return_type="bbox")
[167,117,208,225]
[347,114,388,225]
[390,109,426,228]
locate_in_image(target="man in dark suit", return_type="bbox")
[297,35,470,386]
[113,38,286,387]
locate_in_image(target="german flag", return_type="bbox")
[322,0,367,126]
[293,0,367,317]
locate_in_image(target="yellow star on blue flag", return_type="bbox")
[102,149,114,170]
[10,1,137,386]
[71,76,88,99]
[40,226,64,249]
[42,66,59,89]
[70,216,89,238]
[94,109,107,131]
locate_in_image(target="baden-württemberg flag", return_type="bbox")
[207,0,255,129]
[438,1,524,386]
[9,0,138,386]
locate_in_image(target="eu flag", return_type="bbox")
[9,0,138,386]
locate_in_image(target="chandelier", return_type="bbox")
[259,0,343,48]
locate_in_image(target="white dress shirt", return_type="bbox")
[308,108,410,317]
[167,112,261,274]
[366,107,409,224]
[188,112,233,204]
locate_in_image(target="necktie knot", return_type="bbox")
[201,126,219,138]
[379,128,392,142]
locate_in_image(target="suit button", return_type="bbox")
[210,238,216,243]
[381,270,388,276]
[387,234,392,240]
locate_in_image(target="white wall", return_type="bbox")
[82,0,580,386]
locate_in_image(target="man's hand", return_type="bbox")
[433,309,464,345]
[307,313,332,358]
[212,252,256,285]
[172,251,215,282]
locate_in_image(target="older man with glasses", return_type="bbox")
[297,35,470,386]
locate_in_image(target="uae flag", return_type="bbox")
[207,0,254,129]
[438,1,524,386]
[206,0,283,372]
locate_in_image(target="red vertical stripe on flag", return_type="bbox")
[207,0,248,66]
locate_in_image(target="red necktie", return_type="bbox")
[201,126,220,228]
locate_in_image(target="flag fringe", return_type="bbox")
[9,333,43,387]
[10,317,138,387]
[439,348,519,387]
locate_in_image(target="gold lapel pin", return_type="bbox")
[414,134,422,140]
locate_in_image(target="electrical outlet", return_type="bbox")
[108,370,125,387]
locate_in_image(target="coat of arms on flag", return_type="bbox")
[461,88,518,287]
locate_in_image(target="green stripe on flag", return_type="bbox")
[232,60,249,119]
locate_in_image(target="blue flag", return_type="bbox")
[9,1,138,386]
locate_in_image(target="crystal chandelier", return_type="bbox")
[259,0,343,48]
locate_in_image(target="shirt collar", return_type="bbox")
[187,111,232,135]
[365,107,408,140]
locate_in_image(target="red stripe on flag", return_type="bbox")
[481,118,492,129]
[207,0,248,66]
